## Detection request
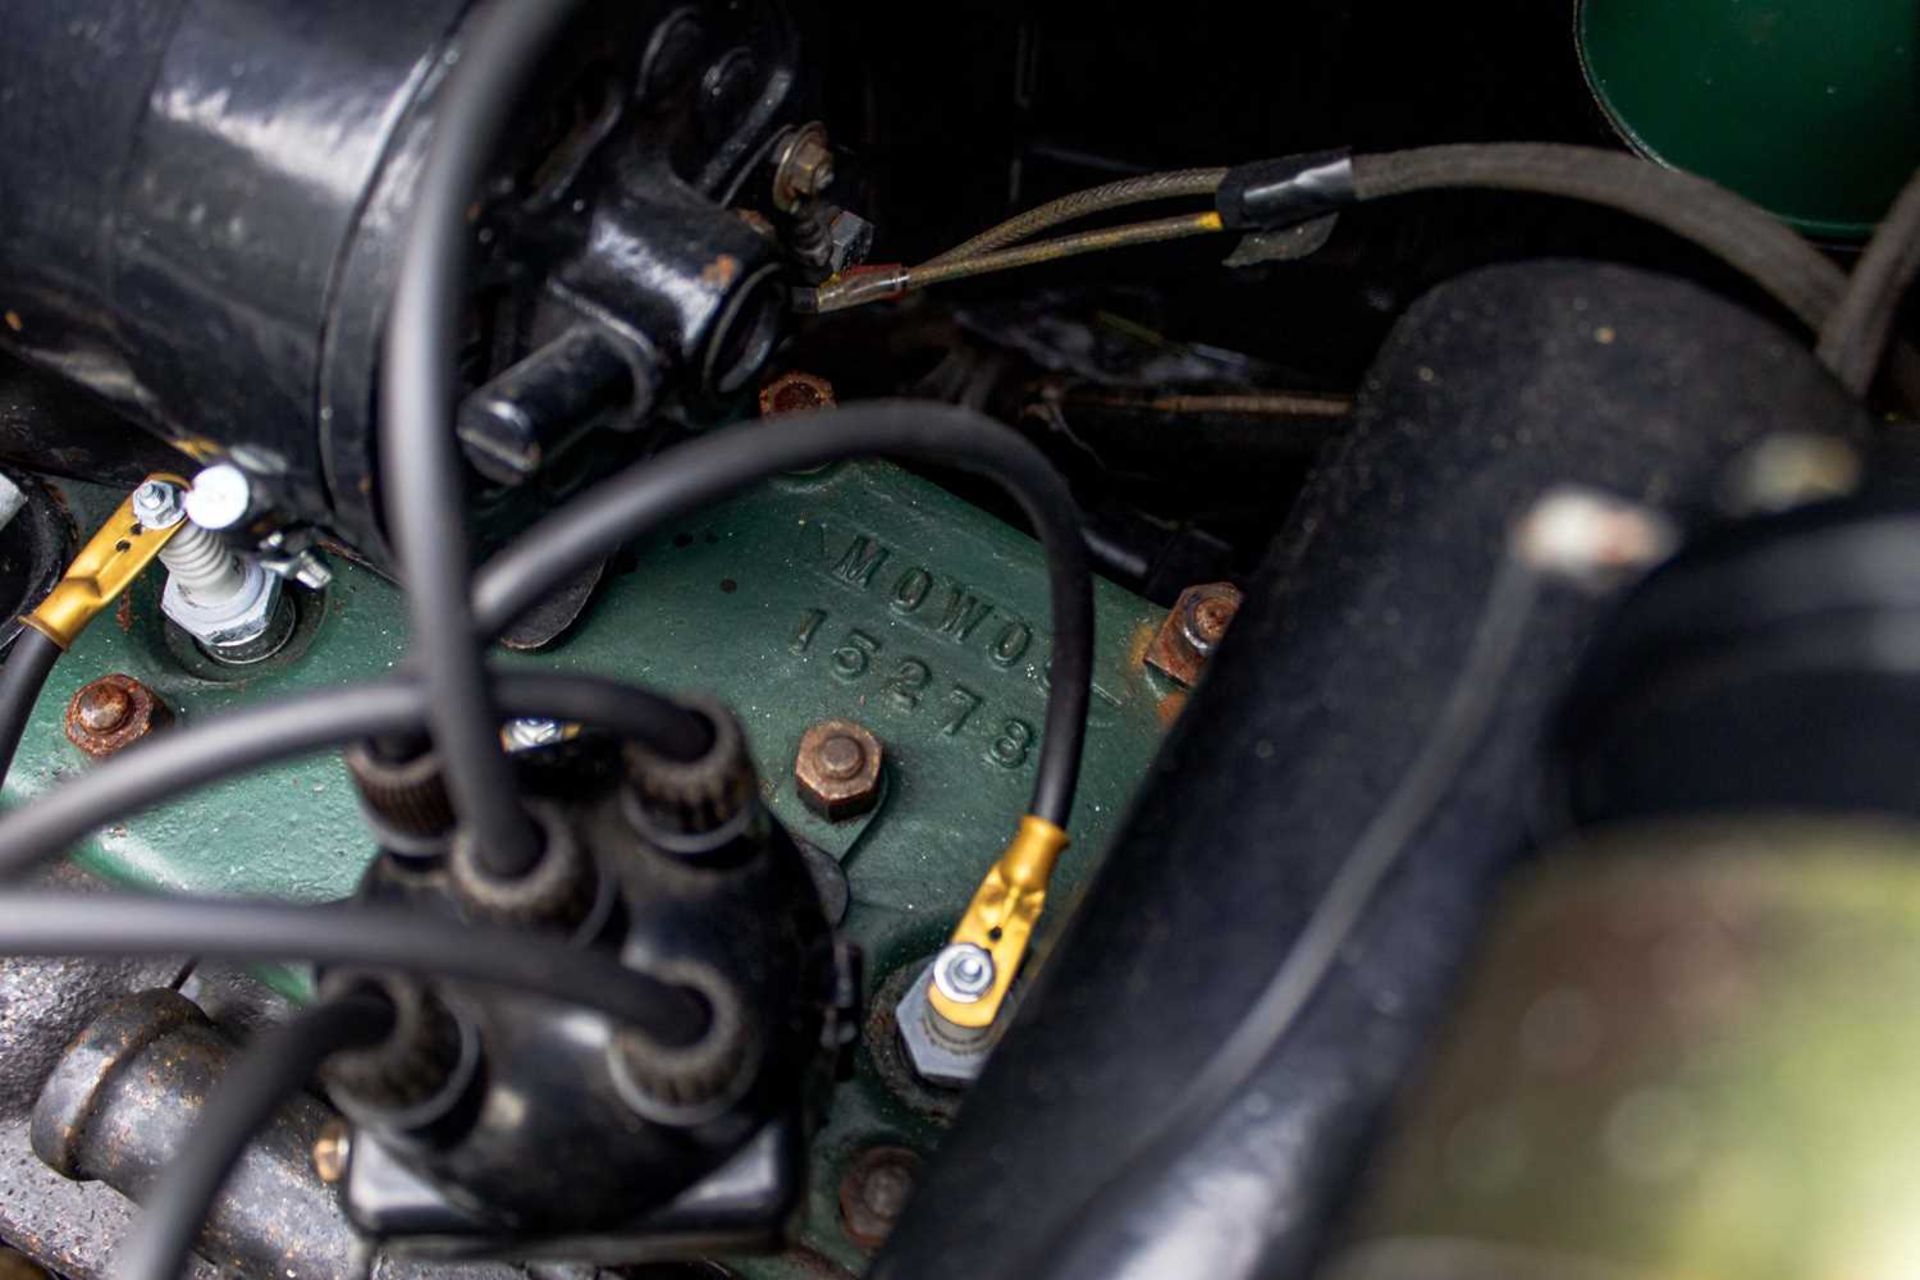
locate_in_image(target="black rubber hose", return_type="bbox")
[1818,166,1920,396]
[0,893,709,1041]
[1015,555,1547,1278]
[115,988,398,1280]
[380,0,593,878]
[0,670,709,883]
[472,401,1094,827]
[0,628,61,785]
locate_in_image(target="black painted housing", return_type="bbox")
[874,261,1870,1280]
[0,0,797,558]
[1558,497,1920,825]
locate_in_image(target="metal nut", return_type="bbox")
[838,1145,922,1250]
[826,208,876,275]
[161,557,285,655]
[795,719,883,821]
[130,479,185,530]
[893,961,992,1087]
[65,674,170,759]
[771,121,834,212]
[759,370,836,419]
[1145,582,1244,688]
[931,943,995,1005]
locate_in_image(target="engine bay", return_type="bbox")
[0,2,1917,1278]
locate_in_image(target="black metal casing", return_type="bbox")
[0,0,799,557]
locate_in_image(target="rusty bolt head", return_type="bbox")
[312,1118,351,1184]
[1185,591,1239,653]
[759,370,836,419]
[838,1145,922,1249]
[771,121,835,212]
[795,719,883,821]
[65,674,170,759]
[1145,582,1244,688]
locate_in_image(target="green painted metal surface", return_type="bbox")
[1578,0,1920,240]
[5,461,1173,1274]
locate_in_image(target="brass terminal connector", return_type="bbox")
[22,474,190,650]
[926,815,1071,1029]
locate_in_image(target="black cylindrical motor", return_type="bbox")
[0,0,798,556]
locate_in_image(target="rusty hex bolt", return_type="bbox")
[838,1145,922,1249]
[759,370,837,419]
[795,719,883,821]
[1184,590,1239,655]
[65,674,170,759]
[771,121,835,212]
[1145,582,1244,688]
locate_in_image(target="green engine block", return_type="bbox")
[6,460,1176,1276]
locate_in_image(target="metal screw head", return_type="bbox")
[130,480,185,530]
[65,675,169,759]
[1183,590,1240,654]
[771,122,835,212]
[931,943,996,1004]
[795,718,883,821]
[1146,581,1245,688]
[312,1118,351,1184]
[759,370,836,419]
[183,463,253,531]
[74,682,131,734]
[839,1145,923,1249]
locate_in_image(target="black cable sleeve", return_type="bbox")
[381,0,594,877]
[471,401,1094,828]
[115,989,398,1280]
[0,628,62,786]
[0,670,708,883]
[1215,150,1354,231]
[0,894,709,1042]
[1818,166,1920,396]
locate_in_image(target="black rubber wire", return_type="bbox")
[1818,166,1920,396]
[380,0,595,878]
[856,145,1911,395]
[472,400,1094,828]
[1349,144,1853,338]
[115,988,398,1280]
[0,628,61,785]
[0,670,709,882]
[0,893,709,1043]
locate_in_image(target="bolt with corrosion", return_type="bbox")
[795,719,883,821]
[759,370,837,419]
[838,1145,922,1249]
[312,1118,351,1185]
[1145,582,1244,688]
[65,674,170,759]
[771,121,835,213]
